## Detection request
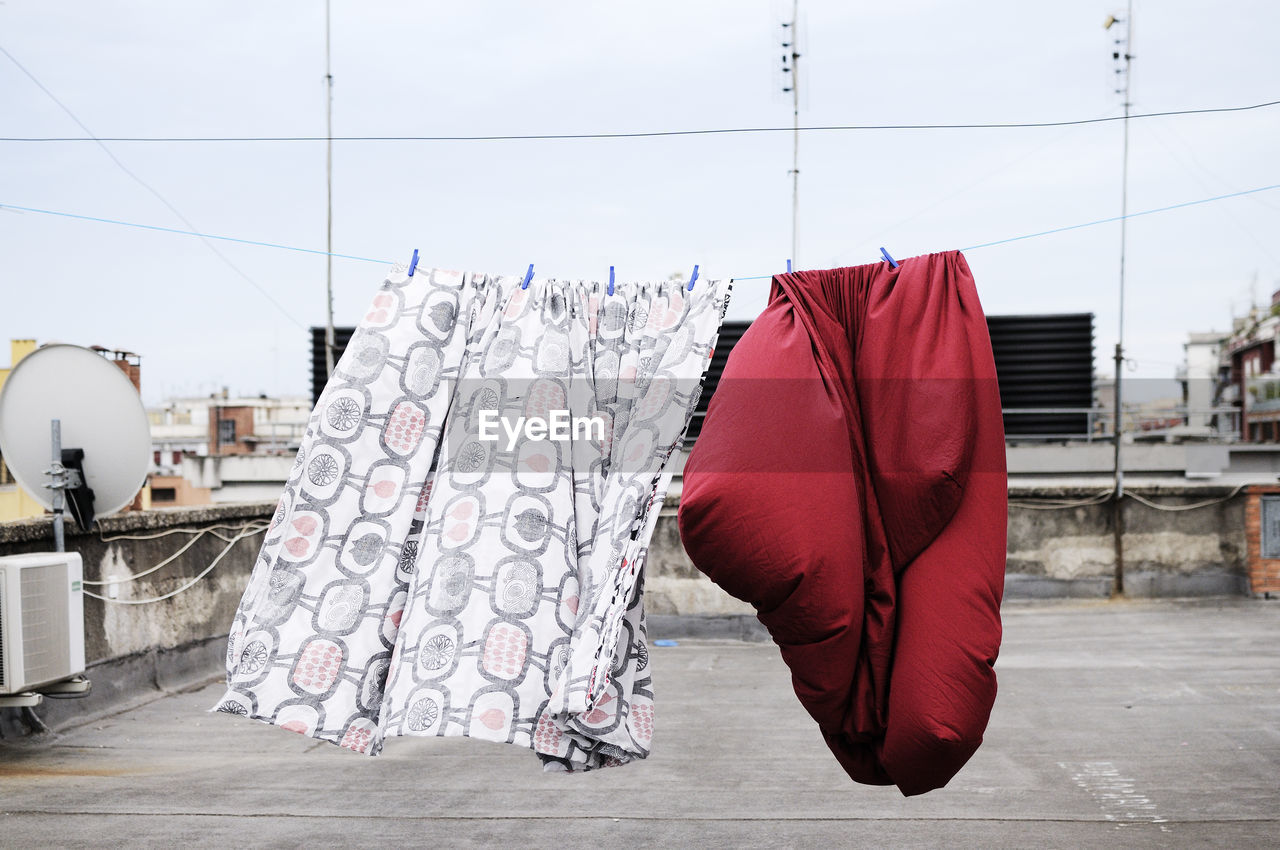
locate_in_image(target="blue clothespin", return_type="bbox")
[407,248,419,277]
[521,264,534,290]
[686,264,700,292]
[608,265,615,297]
[880,247,899,268]
[786,258,792,273]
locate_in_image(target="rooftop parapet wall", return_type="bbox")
[646,483,1252,609]
[0,502,273,667]
[0,483,1258,736]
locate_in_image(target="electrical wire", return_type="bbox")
[0,203,392,264]
[827,111,1119,268]
[83,523,268,604]
[1008,492,1113,510]
[1008,483,1247,512]
[96,520,272,542]
[0,42,308,330]
[1124,483,1247,512]
[6,181,1280,280]
[82,528,209,585]
[85,521,268,585]
[958,183,1280,252]
[2,99,1277,143]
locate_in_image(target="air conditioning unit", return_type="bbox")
[0,552,85,695]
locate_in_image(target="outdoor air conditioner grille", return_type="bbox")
[20,564,69,687]
[0,581,6,690]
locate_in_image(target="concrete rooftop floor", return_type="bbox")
[1,599,1278,848]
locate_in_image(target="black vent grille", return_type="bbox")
[987,313,1095,436]
[685,321,751,442]
[312,315,1089,440]
[310,327,356,407]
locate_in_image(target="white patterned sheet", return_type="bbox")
[215,264,728,770]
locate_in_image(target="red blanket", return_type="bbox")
[678,251,1006,795]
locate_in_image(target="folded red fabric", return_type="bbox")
[678,251,1006,795]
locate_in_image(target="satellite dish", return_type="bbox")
[0,344,151,520]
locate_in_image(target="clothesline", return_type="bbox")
[3,99,1276,143]
[3,180,1278,285]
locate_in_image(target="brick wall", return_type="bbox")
[208,405,255,456]
[1245,486,1280,596]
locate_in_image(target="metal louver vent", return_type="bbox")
[986,313,1095,437]
[311,326,357,407]
[20,564,69,687]
[685,321,751,443]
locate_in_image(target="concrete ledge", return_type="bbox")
[1122,570,1249,597]
[1004,574,1114,598]
[0,635,227,738]
[647,614,771,642]
[0,500,277,544]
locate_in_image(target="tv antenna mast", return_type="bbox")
[1105,3,1134,596]
[781,1,801,265]
[323,0,336,378]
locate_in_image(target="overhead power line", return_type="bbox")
[0,42,307,329]
[7,181,1276,278]
[0,99,1277,143]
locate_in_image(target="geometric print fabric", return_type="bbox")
[215,262,728,770]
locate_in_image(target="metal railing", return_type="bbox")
[1001,406,1241,442]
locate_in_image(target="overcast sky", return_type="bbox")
[2,1,1277,404]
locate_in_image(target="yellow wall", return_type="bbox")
[0,339,46,522]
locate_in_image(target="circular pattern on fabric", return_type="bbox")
[628,305,649,334]
[217,701,248,716]
[238,640,269,675]
[406,697,440,732]
[420,634,455,671]
[456,440,487,473]
[398,540,419,574]
[307,453,341,486]
[326,396,362,431]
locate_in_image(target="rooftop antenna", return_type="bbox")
[323,0,336,378]
[781,1,801,266]
[1105,3,1134,597]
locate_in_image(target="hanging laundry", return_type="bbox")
[215,264,729,770]
[678,251,1006,796]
